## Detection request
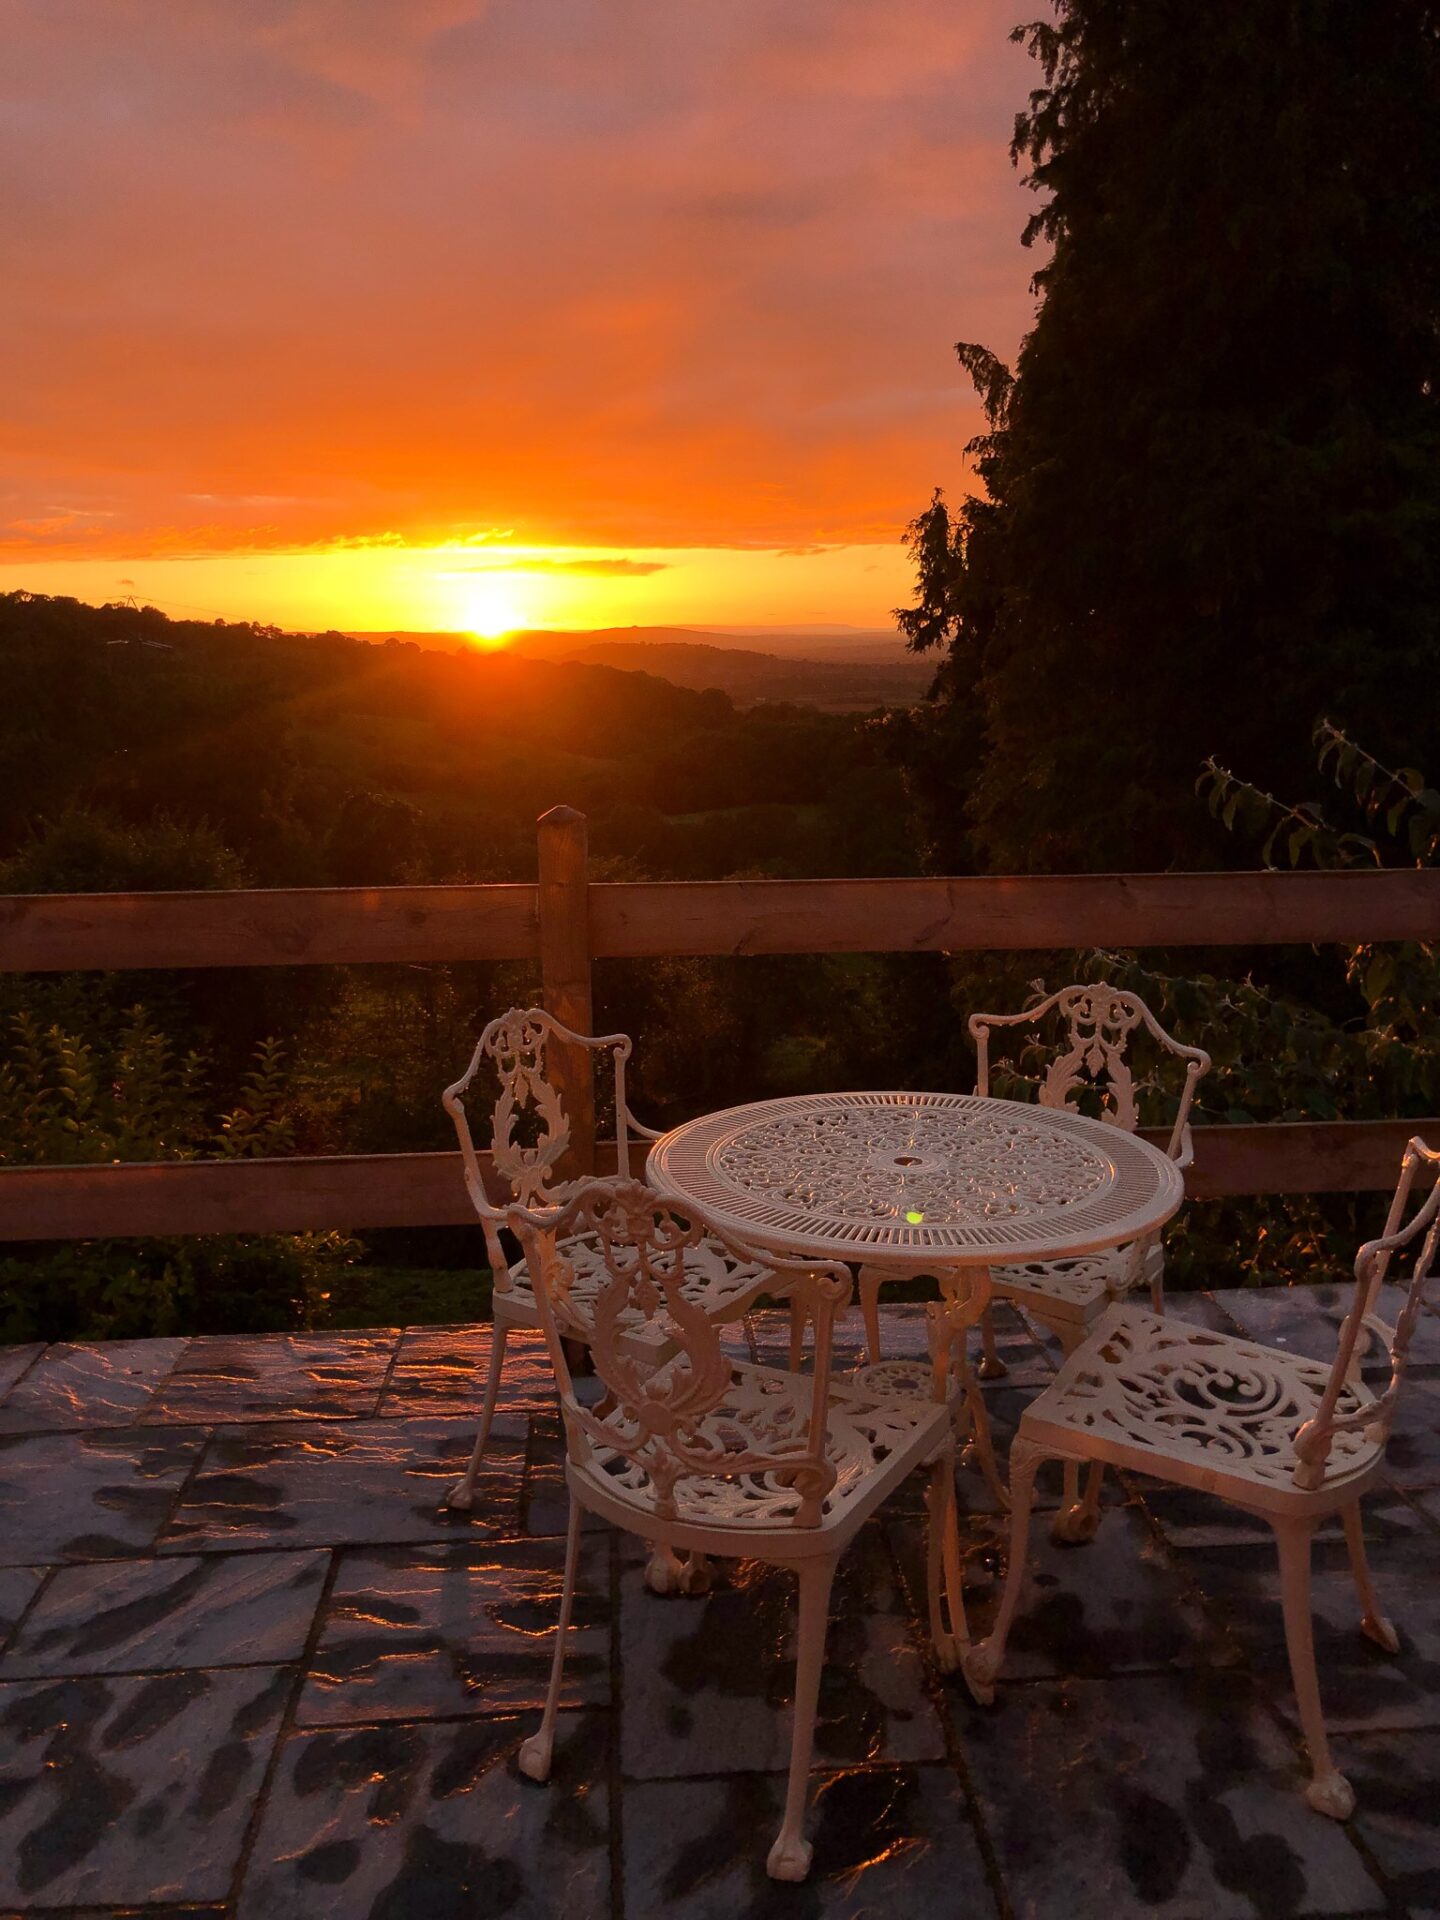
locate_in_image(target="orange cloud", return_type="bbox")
[0,0,1039,565]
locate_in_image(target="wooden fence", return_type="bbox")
[2,805,1437,1241]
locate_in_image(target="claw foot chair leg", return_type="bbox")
[1273,1517,1355,1820]
[1050,1459,1105,1544]
[963,1440,1043,1705]
[447,1322,509,1510]
[766,1555,839,1882]
[1341,1502,1401,1654]
[519,1499,583,1783]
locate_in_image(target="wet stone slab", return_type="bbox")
[158,1418,527,1555]
[0,1346,44,1404]
[238,1708,609,1920]
[1381,1375,1440,1491]
[374,1322,541,1430]
[0,1428,205,1566]
[1217,1282,1440,1370]
[521,1414,624,1540]
[0,1569,45,1653]
[296,1537,609,1725]
[1338,1728,1440,1916]
[956,1670,1387,1918]
[618,1528,946,1780]
[1,1550,329,1678]
[0,1340,189,1435]
[0,1664,291,1907]
[909,1499,1239,1680]
[145,1332,397,1424]
[623,1764,995,1919]
[1177,1531,1440,1733]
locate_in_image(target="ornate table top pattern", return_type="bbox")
[646,1090,1185,1266]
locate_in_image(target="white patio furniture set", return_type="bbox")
[441,990,1437,1878]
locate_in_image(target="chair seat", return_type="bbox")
[497,1225,774,1333]
[988,1244,1137,1327]
[1022,1304,1385,1507]
[572,1359,949,1538]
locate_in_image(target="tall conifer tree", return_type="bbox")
[898,2,1440,872]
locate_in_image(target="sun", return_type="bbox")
[455,574,527,646]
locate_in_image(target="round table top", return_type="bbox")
[645,1089,1185,1268]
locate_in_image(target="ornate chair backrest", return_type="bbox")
[510,1179,852,1529]
[1293,1136,1440,1490]
[442,1007,643,1272]
[969,983,1211,1166]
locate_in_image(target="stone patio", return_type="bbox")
[0,1285,1437,1919]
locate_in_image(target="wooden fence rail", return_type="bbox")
[0,1122,1432,1242]
[3,866,1437,973]
[2,807,1437,1240]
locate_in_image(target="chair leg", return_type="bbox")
[1341,1501,1400,1653]
[446,1319,510,1510]
[766,1554,839,1882]
[788,1295,807,1371]
[977,1304,1008,1379]
[1051,1458,1105,1545]
[1272,1516,1354,1819]
[926,1453,969,1671]
[519,1496,583,1782]
[857,1265,885,1366]
[963,1437,1043,1704]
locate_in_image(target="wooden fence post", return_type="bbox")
[536,805,595,1176]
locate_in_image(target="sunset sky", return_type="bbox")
[1,0,1038,637]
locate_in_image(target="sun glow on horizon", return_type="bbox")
[452,571,529,644]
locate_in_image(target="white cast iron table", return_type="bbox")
[646,1090,1187,1497]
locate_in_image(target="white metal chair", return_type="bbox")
[854,986,1208,1375]
[509,1178,970,1882]
[442,1006,773,1536]
[963,1135,1439,1822]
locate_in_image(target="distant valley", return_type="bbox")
[347,624,931,712]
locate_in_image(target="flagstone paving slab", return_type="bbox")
[156,1418,524,1554]
[0,1427,206,1566]
[932,1499,1240,1680]
[618,1529,946,1780]
[1338,1728,1440,1917]
[238,1709,609,1920]
[0,1345,43,1404]
[0,1341,190,1434]
[0,1292,1434,1916]
[374,1322,542,1428]
[295,1537,609,1725]
[954,1670,1388,1918]
[0,1570,44,1654]
[0,1550,329,1678]
[623,1765,996,1919]
[145,1332,396,1425]
[0,1664,291,1908]
[1175,1534,1440,1734]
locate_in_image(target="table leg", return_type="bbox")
[932,1267,1009,1510]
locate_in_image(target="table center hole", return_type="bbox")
[893,1153,922,1166]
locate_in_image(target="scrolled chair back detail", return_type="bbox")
[1293,1135,1440,1491]
[969,982,1211,1164]
[441,1006,642,1272]
[510,1179,852,1528]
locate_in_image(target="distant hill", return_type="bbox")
[347,624,929,712]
